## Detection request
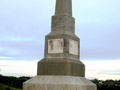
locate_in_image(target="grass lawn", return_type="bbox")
[0,83,21,90]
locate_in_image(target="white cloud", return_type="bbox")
[83,60,120,80]
[0,60,120,80]
[0,60,37,77]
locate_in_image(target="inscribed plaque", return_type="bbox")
[48,39,64,53]
[69,39,78,55]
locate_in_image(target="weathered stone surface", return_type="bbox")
[23,0,97,89]
[44,33,80,60]
[37,58,85,77]
[23,76,97,90]
[55,0,72,15]
[48,39,64,54]
[51,14,75,34]
[69,39,78,55]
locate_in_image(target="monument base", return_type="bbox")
[23,76,97,90]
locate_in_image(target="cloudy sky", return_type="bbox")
[0,0,120,80]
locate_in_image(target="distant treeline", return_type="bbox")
[0,74,120,90]
[91,79,120,90]
[0,74,30,89]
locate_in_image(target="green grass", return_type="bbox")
[0,83,21,90]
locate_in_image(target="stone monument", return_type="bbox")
[23,0,97,90]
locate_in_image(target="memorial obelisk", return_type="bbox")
[23,0,97,90]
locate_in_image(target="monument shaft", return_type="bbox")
[23,0,97,90]
[37,0,85,76]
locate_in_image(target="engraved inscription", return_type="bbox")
[48,39,64,53]
[69,39,78,55]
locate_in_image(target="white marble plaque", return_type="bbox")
[48,39,64,53]
[69,39,78,55]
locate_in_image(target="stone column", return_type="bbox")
[55,0,72,15]
[23,0,97,90]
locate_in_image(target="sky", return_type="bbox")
[0,0,120,80]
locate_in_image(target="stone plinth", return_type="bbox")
[23,76,96,90]
[44,33,80,59]
[37,58,85,77]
